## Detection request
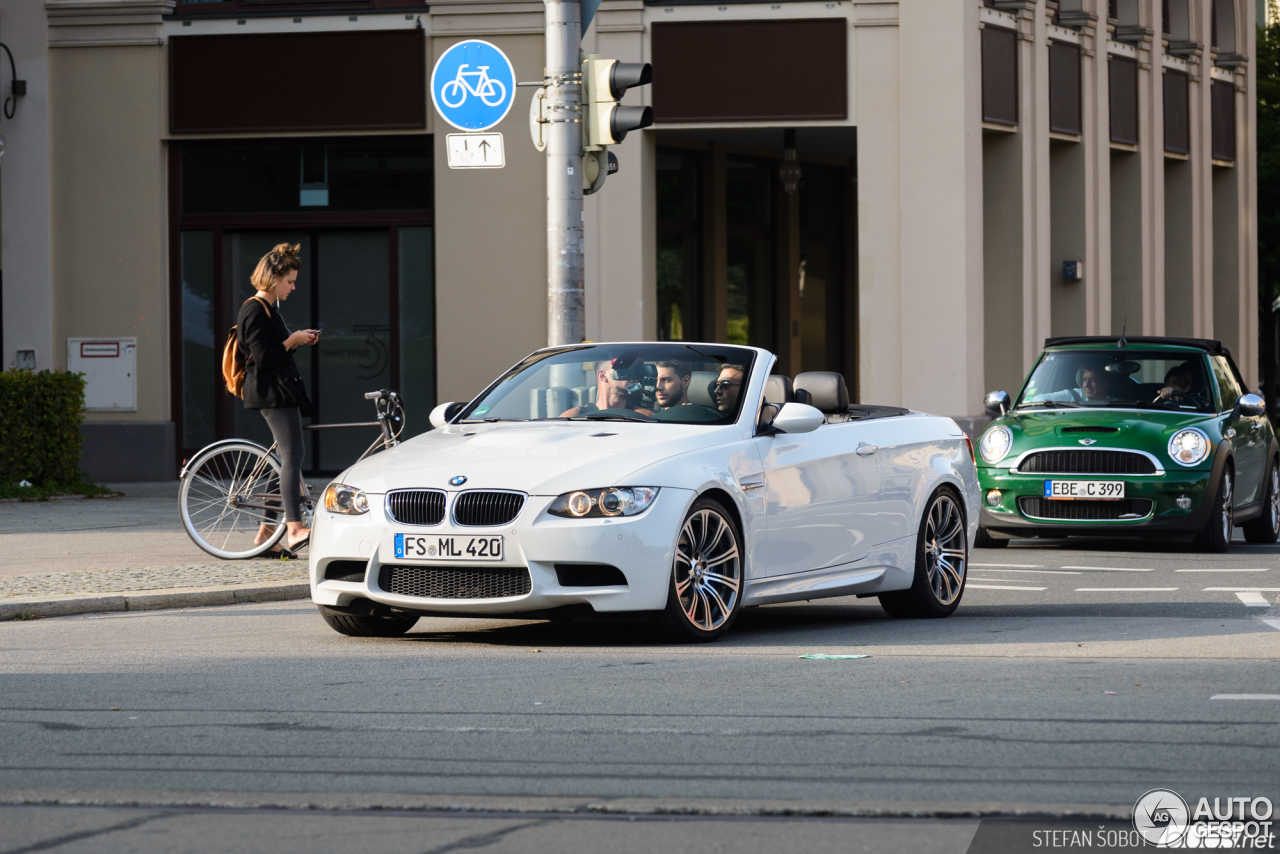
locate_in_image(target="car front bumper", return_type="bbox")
[976,466,1215,539]
[309,488,694,617]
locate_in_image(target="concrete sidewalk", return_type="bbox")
[0,482,309,620]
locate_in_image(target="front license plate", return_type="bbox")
[1044,480,1125,500]
[394,533,504,561]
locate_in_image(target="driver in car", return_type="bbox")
[654,361,693,411]
[1157,364,1194,401]
[1031,361,1115,404]
[559,360,655,418]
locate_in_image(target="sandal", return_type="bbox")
[286,535,310,552]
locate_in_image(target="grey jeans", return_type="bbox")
[261,406,305,524]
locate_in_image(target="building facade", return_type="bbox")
[0,0,1257,479]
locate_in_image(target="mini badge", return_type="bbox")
[450,475,468,486]
[1078,438,1097,445]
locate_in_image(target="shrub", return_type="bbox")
[0,369,88,487]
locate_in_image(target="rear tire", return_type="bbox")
[1193,467,1233,553]
[974,526,1008,548]
[1243,460,1280,544]
[648,497,743,643]
[880,487,968,619]
[318,605,419,638]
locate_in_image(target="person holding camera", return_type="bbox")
[241,243,320,556]
[559,359,655,417]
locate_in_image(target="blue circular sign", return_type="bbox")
[431,40,516,132]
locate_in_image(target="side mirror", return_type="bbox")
[984,390,1011,417]
[429,401,466,429]
[1237,393,1266,418]
[770,402,824,435]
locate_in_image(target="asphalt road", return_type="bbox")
[1,534,1278,852]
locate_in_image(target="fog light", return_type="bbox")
[986,489,1002,508]
[1176,495,1192,510]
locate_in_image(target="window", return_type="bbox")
[1109,57,1139,145]
[981,26,1019,126]
[1164,69,1190,154]
[1049,41,1082,135]
[1211,356,1244,409]
[1211,80,1236,161]
[656,150,701,342]
[725,158,775,349]
[1212,0,1237,51]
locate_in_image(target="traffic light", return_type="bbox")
[582,55,653,149]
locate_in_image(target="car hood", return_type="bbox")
[987,407,1222,468]
[338,420,742,495]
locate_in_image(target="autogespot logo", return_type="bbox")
[1134,788,1190,846]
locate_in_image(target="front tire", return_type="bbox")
[318,606,419,638]
[880,487,968,619]
[1194,467,1234,553]
[1243,460,1280,544]
[974,526,1008,549]
[648,497,743,643]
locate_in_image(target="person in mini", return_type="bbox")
[713,364,746,413]
[559,360,654,417]
[1031,360,1114,404]
[654,360,692,410]
[1158,363,1195,400]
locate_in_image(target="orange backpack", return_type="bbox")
[221,296,271,398]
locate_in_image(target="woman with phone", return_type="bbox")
[239,243,320,556]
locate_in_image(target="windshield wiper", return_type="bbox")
[567,413,655,423]
[460,417,530,423]
[1016,400,1083,409]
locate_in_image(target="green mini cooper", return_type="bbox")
[975,336,1279,552]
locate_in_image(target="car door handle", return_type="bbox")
[740,481,765,491]
[856,443,878,457]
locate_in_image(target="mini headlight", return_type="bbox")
[1168,428,1211,467]
[323,483,369,515]
[979,426,1013,464]
[549,487,659,519]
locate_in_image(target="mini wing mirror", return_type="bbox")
[1237,393,1266,418]
[984,390,1011,417]
[429,401,466,429]
[770,402,824,435]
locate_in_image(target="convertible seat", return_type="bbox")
[689,371,719,407]
[794,372,850,423]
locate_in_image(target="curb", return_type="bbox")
[0,583,310,621]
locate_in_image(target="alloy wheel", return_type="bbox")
[923,494,967,606]
[1221,471,1234,542]
[1269,468,1279,532]
[673,508,741,631]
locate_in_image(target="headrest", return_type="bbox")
[793,372,849,413]
[688,371,719,407]
[763,375,793,407]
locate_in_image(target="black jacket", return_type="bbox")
[237,297,312,415]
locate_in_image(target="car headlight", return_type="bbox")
[548,487,659,519]
[1168,428,1211,467]
[323,483,369,515]
[979,425,1012,464]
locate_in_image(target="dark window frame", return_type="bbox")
[1211,79,1236,161]
[1163,68,1191,154]
[1108,55,1139,145]
[1049,40,1083,136]
[170,0,425,18]
[981,25,1019,127]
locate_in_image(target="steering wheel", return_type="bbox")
[1154,390,1198,405]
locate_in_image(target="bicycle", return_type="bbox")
[178,389,405,560]
[439,64,507,108]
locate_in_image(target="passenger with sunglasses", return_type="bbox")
[712,364,746,413]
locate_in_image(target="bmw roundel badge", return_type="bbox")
[450,475,468,486]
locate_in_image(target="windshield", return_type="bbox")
[1015,350,1214,413]
[458,344,758,425]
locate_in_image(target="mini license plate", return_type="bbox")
[393,533,504,561]
[1044,480,1125,500]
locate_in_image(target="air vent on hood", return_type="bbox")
[1061,426,1120,434]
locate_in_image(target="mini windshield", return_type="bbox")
[458,344,757,425]
[1015,350,1215,413]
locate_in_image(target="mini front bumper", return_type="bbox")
[976,466,1214,538]
[309,488,694,615]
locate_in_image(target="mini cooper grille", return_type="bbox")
[1018,497,1154,521]
[1017,450,1156,475]
[453,491,525,526]
[386,490,446,526]
[378,565,531,599]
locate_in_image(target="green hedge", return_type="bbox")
[0,369,87,486]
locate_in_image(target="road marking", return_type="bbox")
[1176,568,1269,572]
[1264,619,1280,631]
[1234,592,1272,607]
[1074,587,1178,592]
[970,563,1044,568]
[969,577,1046,583]
[1211,694,1280,700]
[1202,587,1280,592]
[1062,566,1154,572]
[968,568,1081,575]
[966,584,1047,591]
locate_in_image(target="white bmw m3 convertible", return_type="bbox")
[310,343,980,642]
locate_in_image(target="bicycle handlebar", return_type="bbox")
[364,389,397,400]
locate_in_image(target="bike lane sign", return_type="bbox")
[431,40,516,132]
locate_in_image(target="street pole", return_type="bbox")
[544,0,584,347]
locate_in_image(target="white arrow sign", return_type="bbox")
[446,132,505,169]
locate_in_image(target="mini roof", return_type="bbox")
[1044,335,1226,354]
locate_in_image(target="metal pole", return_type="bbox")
[544,0,584,347]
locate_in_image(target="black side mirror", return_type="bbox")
[984,390,1011,417]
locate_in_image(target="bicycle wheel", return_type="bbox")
[180,441,286,560]
[440,79,467,108]
[480,78,506,106]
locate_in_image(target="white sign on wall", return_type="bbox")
[446,133,505,169]
[68,338,137,411]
